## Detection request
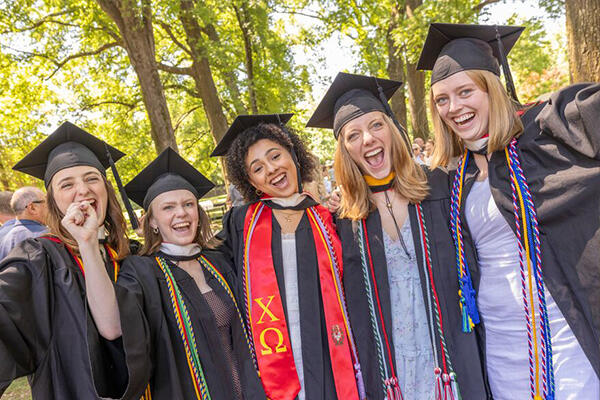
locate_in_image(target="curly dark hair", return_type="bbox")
[225,123,316,202]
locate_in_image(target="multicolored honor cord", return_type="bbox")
[356,219,403,400]
[356,205,462,400]
[450,142,555,400]
[505,139,554,400]
[155,256,211,400]
[415,204,461,400]
[449,151,480,332]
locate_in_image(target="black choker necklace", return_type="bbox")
[158,251,201,262]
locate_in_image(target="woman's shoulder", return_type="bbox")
[422,165,451,201]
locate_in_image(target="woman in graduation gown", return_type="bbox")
[213,114,364,400]
[0,122,148,399]
[418,22,600,399]
[306,73,490,400]
[115,148,266,399]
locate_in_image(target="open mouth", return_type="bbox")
[453,112,475,126]
[364,148,384,168]
[270,172,288,189]
[172,221,192,233]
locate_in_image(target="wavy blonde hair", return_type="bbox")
[429,70,524,169]
[335,112,429,220]
[46,175,130,260]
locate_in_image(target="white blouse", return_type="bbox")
[465,178,599,400]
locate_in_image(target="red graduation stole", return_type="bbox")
[243,202,359,400]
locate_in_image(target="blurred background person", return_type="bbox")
[0,191,16,240]
[424,139,435,165]
[0,187,48,260]
[412,142,427,165]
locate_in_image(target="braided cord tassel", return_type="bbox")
[416,204,460,400]
[357,220,391,397]
[507,140,554,399]
[156,257,211,400]
[450,151,480,332]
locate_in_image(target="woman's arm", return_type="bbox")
[62,201,121,340]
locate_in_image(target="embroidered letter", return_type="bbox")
[254,296,280,324]
[259,327,288,355]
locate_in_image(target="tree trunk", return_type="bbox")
[178,0,230,143]
[565,0,600,83]
[234,3,258,114]
[386,8,407,131]
[201,24,247,115]
[405,0,429,139]
[96,0,177,153]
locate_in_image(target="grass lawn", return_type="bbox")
[3,378,31,399]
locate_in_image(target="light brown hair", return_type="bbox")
[138,201,220,256]
[334,113,429,220]
[429,69,524,169]
[46,175,130,260]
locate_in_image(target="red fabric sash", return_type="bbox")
[243,202,359,400]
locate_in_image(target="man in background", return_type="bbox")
[0,191,16,241]
[0,187,48,260]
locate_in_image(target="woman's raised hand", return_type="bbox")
[61,201,99,244]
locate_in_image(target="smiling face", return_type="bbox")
[245,139,299,198]
[50,165,108,226]
[341,111,393,179]
[149,189,199,246]
[431,71,490,142]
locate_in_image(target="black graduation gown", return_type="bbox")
[337,168,491,400]
[0,237,148,399]
[219,203,339,400]
[115,249,266,400]
[455,83,600,379]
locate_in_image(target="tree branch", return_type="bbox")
[47,41,121,79]
[473,0,502,12]
[173,104,203,133]
[5,10,72,33]
[164,83,201,98]
[157,62,193,75]
[158,21,192,55]
[81,100,139,111]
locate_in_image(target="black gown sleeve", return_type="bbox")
[537,83,600,159]
[110,256,153,399]
[0,240,49,394]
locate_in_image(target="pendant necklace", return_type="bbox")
[383,190,411,259]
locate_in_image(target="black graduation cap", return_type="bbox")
[306,72,409,147]
[210,114,294,157]
[13,121,140,229]
[13,121,125,186]
[416,23,524,102]
[125,147,214,211]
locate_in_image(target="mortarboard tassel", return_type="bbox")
[495,25,520,104]
[375,82,412,151]
[104,143,139,230]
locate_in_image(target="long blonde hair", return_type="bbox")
[46,175,130,260]
[138,201,220,256]
[429,70,524,169]
[334,113,429,220]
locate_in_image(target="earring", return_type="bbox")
[152,226,159,234]
[255,188,263,196]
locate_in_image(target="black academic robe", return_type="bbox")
[219,204,339,400]
[455,83,600,379]
[115,249,266,400]
[337,168,491,400]
[0,237,148,399]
